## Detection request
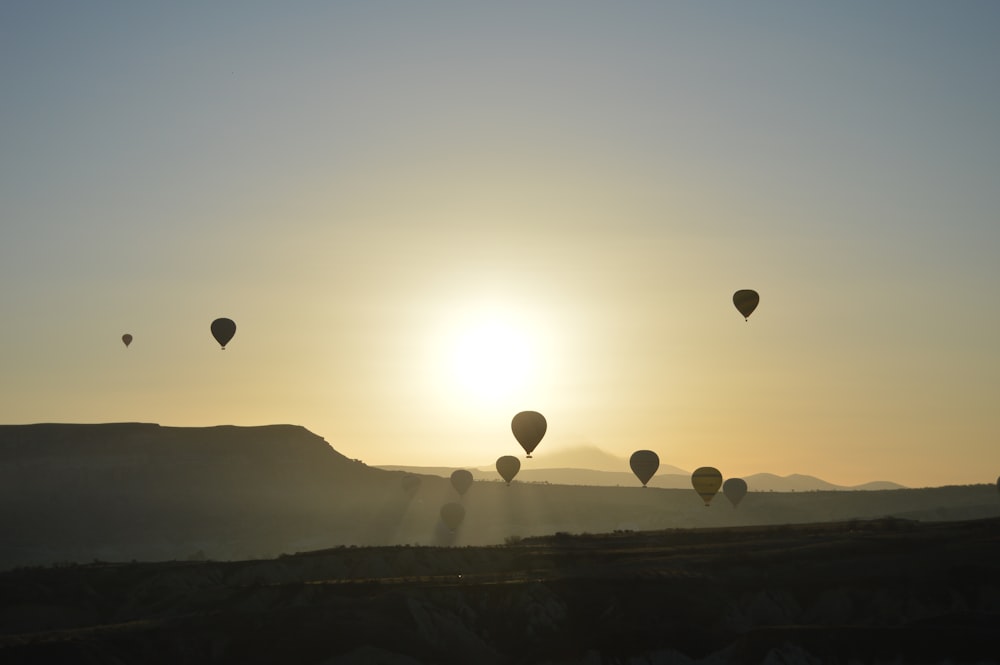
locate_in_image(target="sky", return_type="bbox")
[2,2,999,488]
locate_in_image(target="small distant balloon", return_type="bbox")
[121,334,133,348]
[450,469,474,496]
[401,474,421,497]
[629,450,659,487]
[440,502,465,532]
[496,455,521,486]
[733,290,759,321]
[512,411,546,458]
[211,317,237,349]
[691,467,723,506]
[723,477,748,508]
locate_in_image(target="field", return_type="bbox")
[2,516,999,663]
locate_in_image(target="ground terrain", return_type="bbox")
[1,424,999,663]
[2,517,999,663]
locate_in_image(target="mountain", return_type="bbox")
[743,472,840,491]
[0,423,407,568]
[381,465,907,491]
[520,444,629,472]
[512,444,689,474]
[377,465,691,488]
[851,480,907,491]
[0,423,984,573]
[743,473,906,492]
[381,443,906,490]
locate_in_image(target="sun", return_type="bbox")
[449,318,533,401]
[422,297,560,417]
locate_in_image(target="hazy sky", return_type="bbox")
[3,2,999,487]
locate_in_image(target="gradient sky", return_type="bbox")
[3,2,999,487]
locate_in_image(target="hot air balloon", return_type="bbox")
[440,502,465,532]
[121,334,133,348]
[512,411,546,458]
[496,455,521,486]
[723,477,748,508]
[401,474,421,497]
[211,317,237,349]
[733,289,759,321]
[691,467,723,506]
[629,450,659,487]
[450,469,474,496]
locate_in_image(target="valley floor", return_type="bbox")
[2,516,999,664]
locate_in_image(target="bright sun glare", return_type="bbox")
[446,315,535,404]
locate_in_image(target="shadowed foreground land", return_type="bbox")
[2,517,999,664]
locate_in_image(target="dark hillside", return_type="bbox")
[0,424,400,567]
[2,424,998,571]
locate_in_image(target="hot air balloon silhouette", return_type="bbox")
[211,317,237,349]
[440,502,465,532]
[723,477,748,508]
[629,450,659,487]
[733,290,759,321]
[511,411,546,458]
[121,334,133,348]
[496,455,521,486]
[691,467,723,506]
[450,469,474,496]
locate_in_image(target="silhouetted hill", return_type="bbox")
[1,424,993,571]
[382,465,907,491]
[515,444,689,474]
[1,517,998,664]
[0,423,404,568]
[379,465,699,488]
[742,472,906,492]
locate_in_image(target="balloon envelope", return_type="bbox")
[450,469,474,496]
[496,455,521,485]
[723,477,748,508]
[121,334,132,348]
[733,290,759,320]
[211,317,237,349]
[440,502,465,532]
[629,450,659,487]
[512,411,546,457]
[691,467,723,506]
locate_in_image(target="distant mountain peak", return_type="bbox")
[507,444,691,475]
[528,444,627,472]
